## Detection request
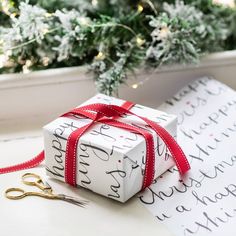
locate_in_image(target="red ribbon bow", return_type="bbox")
[0,101,190,190]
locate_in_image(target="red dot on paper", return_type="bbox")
[179,179,183,182]
[118,160,121,163]
[186,101,190,105]
[159,175,163,178]
[120,135,123,138]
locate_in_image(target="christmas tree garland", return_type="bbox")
[0,0,236,94]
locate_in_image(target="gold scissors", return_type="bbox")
[5,173,87,207]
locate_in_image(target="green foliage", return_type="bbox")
[0,0,236,94]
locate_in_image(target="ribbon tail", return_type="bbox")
[0,151,45,174]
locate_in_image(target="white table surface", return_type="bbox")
[0,126,172,236]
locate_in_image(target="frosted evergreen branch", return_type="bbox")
[89,23,138,37]
[0,0,235,95]
[4,27,60,51]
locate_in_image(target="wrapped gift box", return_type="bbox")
[43,94,177,202]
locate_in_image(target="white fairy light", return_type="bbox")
[130,70,158,89]
[22,59,32,73]
[159,26,170,40]
[44,12,53,18]
[212,0,235,7]
[1,0,10,15]
[42,28,49,35]
[95,51,105,60]
[2,0,16,18]
[25,59,32,67]
[79,16,90,26]
[137,4,144,13]
[10,12,16,18]
[22,67,30,74]
[131,80,145,89]
[92,0,98,7]
[131,83,139,89]
[42,57,50,66]
[0,49,12,68]
[22,65,30,74]
[136,37,145,47]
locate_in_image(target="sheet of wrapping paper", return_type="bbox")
[139,77,236,236]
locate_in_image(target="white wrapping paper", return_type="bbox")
[43,94,177,202]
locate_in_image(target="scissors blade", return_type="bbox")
[37,181,53,195]
[57,194,88,207]
[44,181,53,190]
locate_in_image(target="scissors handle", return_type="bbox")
[22,173,51,191]
[5,187,58,200]
[5,188,27,200]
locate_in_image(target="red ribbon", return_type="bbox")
[0,101,190,191]
[62,102,190,190]
[0,151,44,174]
